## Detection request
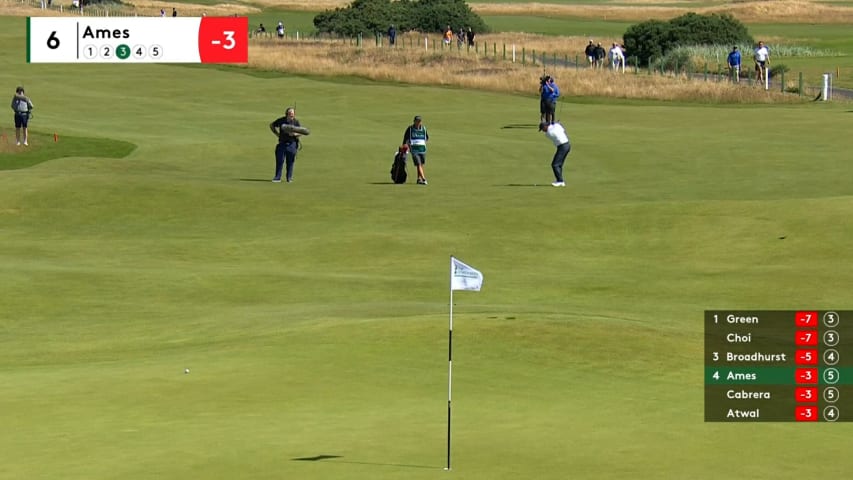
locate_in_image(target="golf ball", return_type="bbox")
[184,368,190,374]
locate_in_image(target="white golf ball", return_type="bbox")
[184,368,190,374]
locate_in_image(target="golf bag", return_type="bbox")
[390,150,408,184]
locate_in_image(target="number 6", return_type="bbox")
[47,31,60,49]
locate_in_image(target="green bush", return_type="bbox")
[623,13,753,66]
[769,64,789,78]
[314,0,488,36]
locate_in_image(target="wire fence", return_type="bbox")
[250,31,849,100]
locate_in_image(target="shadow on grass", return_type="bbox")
[500,123,538,129]
[291,454,435,469]
[238,178,273,182]
[500,183,551,187]
[369,181,400,185]
[0,131,135,171]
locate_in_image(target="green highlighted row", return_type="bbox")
[706,367,853,385]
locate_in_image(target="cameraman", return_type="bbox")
[538,75,560,125]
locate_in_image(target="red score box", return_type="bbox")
[198,16,249,64]
[795,368,818,384]
[795,330,819,346]
[795,406,818,422]
[795,387,818,403]
[795,311,818,327]
[795,349,818,365]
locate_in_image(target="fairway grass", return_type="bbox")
[2,13,853,480]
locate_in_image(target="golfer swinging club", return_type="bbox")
[539,121,571,187]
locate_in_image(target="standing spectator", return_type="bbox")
[539,121,571,187]
[172,7,177,17]
[159,8,165,16]
[11,86,34,147]
[269,107,304,183]
[467,27,475,47]
[727,46,741,83]
[539,75,559,125]
[456,27,465,49]
[754,41,770,83]
[609,43,625,71]
[584,40,595,66]
[593,42,606,69]
[388,24,396,46]
[443,26,453,46]
[276,21,285,38]
[403,115,429,185]
[256,23,266,35]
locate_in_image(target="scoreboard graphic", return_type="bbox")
[27,17,248,63]
[705,311,848,422]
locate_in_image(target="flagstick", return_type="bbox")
[446,284,453,471]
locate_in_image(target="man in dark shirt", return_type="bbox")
[388,25,396,46]
[584,40,595,66]
[593,42,606,68]
[269,107,304,183]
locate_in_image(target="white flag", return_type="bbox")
[451,257,483,292]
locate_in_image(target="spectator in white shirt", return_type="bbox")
[609,43,625,71]
[754,41,770,83]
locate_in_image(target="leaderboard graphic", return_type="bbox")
[705,310,849,422]
[27,17,248,63]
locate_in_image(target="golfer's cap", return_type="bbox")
[538,122,549,132]
[413,115,422,122]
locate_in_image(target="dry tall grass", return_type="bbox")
[0,0,257,16]
[125,0,257,17]
[249,39,801,103]
[245,0,853,23]
[472,0,853,24]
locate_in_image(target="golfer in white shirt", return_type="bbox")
[539,121,571,187]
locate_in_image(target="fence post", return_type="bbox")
[780,70,785,93]
[798,72,803,96]
[503,43,506,60]
[532,49,535,66]
[703,63,708,81]
[522,47,525,65]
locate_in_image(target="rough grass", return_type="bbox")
[243,0,853,24]
[249,38,804,103]
[7,0,852,24]
[471,0,853,24]
[0,0,257,16]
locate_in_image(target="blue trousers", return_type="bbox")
[275,143,298,181]
[552,142,571,182]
